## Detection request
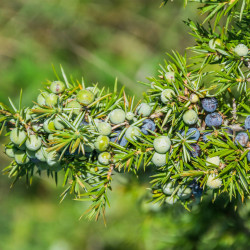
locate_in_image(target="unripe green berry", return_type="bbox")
[45,93,58,106]
[151,152,167,167]
[5,147,17,158]
[109,109,126,124]
[94,135,110,151]
[77,89,95,105]
[206,156,220,166]
[37,92,49,106]
[234,44,248,57]
[35,147,48,162]
[137,103,152,117]
[126,112,135,121]
[153,136,171,153]
[162,182,175,195]
[177,187,192,200]
[10,128,27,146]
[26,149,36,159]
[65,100,82,115]
[125,126,141,141]
[46,150,60,167]
[165,72,175,83]
[98,122,112,136]
[25,135,42,151]
[161,89,175,104]
[54,116,65,130]
[183,109,198,125]
[165,196,177,205]
[209,38,222,50]
[190,93,199,103]
[98,152,111,165]
[50,81,66,94]
[14,150,30,165]
[43,119,56,133]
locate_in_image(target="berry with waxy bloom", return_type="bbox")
[183,109,198,125]
[97,122,112,136]
[190,93,199,103]
[126,112,135,121]
[165,196,177,205]
[110,130,128,147]
[165,72,175,83]
[98,152,111,165]
[46,150,60,167]
[206,174,222,189]
[181,128,200,141]
[109,109,126,124]
[125,126,141,141]
[45,93,58,106]
[189,144,201,158]
[209,38,222,50]
[161,89,175,104]
[65,100,82,115]
[50,81,66,94]
[205,112,222,127]
[201,97,218,113]
[141,119,155,135]
[247,151,250,162]
[10,128,27,146]
[94,135,110,151]
[177,187,192,200]
[77,89,95,105]
[245,115,250,130]
[54,116,65,130]
[43,119,56,133]
[162,182,175,195]
[25,135,42,151]
[37,91,49,106]
[151,152,167,167]
[137,103,152,117]
[35,147,48,162]
[235,132,249,147]
[5,147,17,158]
[206,156,220,166]
[153,136,171,154]
[14,150,30,165]
[234,44,248,57]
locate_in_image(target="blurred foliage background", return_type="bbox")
[0,0,249,249]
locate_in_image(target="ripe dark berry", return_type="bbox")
[205,112,222,127]
[247,151,250,162]
[189,144,201,158]
[203,132,212,142]
[201,97,218,113]
[181,128,200,141]
[245,116,250,130]
[235,132,249,147]
[190,181,203,198]
[141,119,156,135]
[110,130,128,147]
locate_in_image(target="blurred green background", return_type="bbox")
[0,1,249,250]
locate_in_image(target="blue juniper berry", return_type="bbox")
[205,112,223,127]
[245,116,250,130]
[235,132,249,147]
[110,130,128,147]
[181,128,200,141]
[189,144,201,158]
[247,151,250,162]
[201,97,218,113]
[141,119,156,135]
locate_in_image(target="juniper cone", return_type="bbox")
[0,0,249,222]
